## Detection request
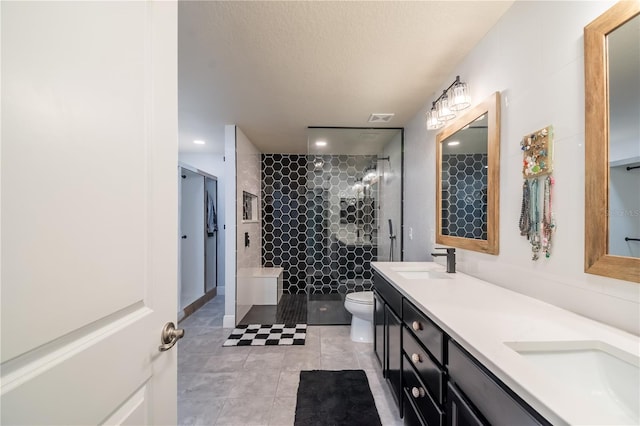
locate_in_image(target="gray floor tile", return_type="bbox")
[178,295,401,426]
[243,351,286,370]
[268,397,296,426]
[282,351,321,371]
[357,350,380,370]
[180,372,238,399]
[228,370,280,398]
[320,352,360,370]
[178,397,225,426]
[203,352,250,372]
[275,371,300,398]
[215,397,274,425]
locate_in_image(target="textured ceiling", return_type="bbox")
[178,1,514,155]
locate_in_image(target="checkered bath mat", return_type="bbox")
[223,324,307,346]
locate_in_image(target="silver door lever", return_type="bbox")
[159,322,185,351]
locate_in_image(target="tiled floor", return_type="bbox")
[177,295,403,425]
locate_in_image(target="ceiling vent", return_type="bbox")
[368,113,395,123]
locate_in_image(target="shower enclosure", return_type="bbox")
[261,128,403,325]
[305,128,403,324]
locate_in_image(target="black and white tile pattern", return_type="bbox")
[223,324,307,346]
[441,153,488,240]
[262,154,378,295]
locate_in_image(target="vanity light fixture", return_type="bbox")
[315,140,327,147]
[447,141,460,146]
[425,75,471,130]
[193,140,206,145]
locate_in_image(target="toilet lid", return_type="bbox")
[346,291,374,305]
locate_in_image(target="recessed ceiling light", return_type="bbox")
[447,141,460,146]
[194,140,206,145]
[315,140,327,147]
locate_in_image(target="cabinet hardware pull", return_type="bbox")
[411,353,421,364]
[412,321,422,331]
[411,387,426,399]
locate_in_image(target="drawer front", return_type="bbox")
[374,272,402,315]
[447,383,487,426]
[403,299,444,365]
[402,354,444,426]
[403,327,445,405]
[448,341,548,426]
[403,389,426,426]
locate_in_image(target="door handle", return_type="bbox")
[181,235,187,239]
[158,322,185,352]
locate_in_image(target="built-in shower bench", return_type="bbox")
[237,267,284,306]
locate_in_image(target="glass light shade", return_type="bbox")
[436,95,456,121]
[449,82,471,111]
[426,108,443,130]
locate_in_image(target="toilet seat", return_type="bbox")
[345,291,373,305]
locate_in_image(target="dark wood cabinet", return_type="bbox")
[373,270,551,426]
[447,341,550,426]
[387,305,402,407]
[372,272,403,411]
[447,383,486,426]
[373,290,385,370]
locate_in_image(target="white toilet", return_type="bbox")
[344,291,374,343]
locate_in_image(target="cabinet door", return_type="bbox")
[374,291,385,371]
[447,383,487,426]
[387,305,402,409]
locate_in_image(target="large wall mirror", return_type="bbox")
[584,1,640,283]
[436,92,500,254]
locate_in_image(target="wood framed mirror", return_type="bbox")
[436,92,500,254]
[584,1,640,283]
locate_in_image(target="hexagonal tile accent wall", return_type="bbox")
[262,154,379,294]
[441,154,488,240]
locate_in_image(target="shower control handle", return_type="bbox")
[411,387,426,399]
[411,353,421,364]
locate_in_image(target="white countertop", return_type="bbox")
[371,261,640,425]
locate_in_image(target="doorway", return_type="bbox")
[179,166,219,319]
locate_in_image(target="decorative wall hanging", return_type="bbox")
[521,126,554,178]
[519,126,556,261]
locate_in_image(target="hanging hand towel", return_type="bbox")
[207,192,217,236]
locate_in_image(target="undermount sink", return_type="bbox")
[396,271,452,280]
[505,340,640,423]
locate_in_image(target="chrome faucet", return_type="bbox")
[431,247,456,273]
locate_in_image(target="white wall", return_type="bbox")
[178,168,205,311]
[179,152,226,294]
[235,127,262,323]
[235,129,262,269]
[404,1,640,335]
[378,131,403,262]
[223,125,237,327]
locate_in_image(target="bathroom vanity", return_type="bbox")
[372,262,640,426]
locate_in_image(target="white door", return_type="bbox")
[1,2,178,425]
[180,168,205,310]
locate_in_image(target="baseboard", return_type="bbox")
[179,288,217,323]
[223,314,236,328]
